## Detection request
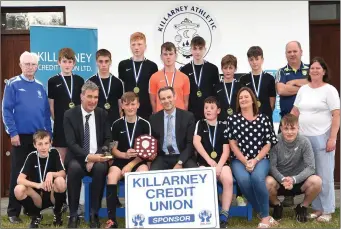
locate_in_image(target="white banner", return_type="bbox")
[125,167,220,228]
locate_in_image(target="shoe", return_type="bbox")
[29,216,41,228]
[68,216,79,228]
[272,203,283,220]
[116,196,123,208]
[105,219,118,228]
[89,214,101,228]
[282,196,294,207]
[295,204,308,223]
[53,211,63,226]
[8,216,23,224]
[316,214,332,222]
[220,220,228,228]
[236,196,247,206]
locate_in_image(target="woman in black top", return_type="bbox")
[228,87,278,228]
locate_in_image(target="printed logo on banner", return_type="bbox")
[132,214,145,228]
[265,69,281,123]
[156,4,220,65]
[198,210,212,224]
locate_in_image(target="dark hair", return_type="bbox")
[158,86,175,98]
[191,36,206,47]
[33,130,51,144]
[221,54,237,69]
[121,91,139,103]
[280,113,298,127]
[236,87,259,115]
[204,96,220,109]
[247,46,263,58]
[161,42,177,54]
[96,49,112,60]
[58,48,76,62]
[308,57,330,83]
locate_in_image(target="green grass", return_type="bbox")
[1,208,339,228]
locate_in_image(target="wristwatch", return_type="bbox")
[177,160,183,165]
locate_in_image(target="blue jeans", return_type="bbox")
[231,159,270,218]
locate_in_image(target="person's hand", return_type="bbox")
[121,164,133,176]
[246,159,257,172]
[86,162,94,172]
[207,158,217,167]
[36,182,44,190]
[286,80,296,86]
[126,149,138,159]
[173,163,183,170]
[88,154,111,162]
[11,135,20,146]
[326,138,336,152]
[216,165,222,177]
[44,172,54,192]
[282,177,294,190]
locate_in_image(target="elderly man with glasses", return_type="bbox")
[2,51,52,224]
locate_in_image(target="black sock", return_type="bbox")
[20,196,41,217]
[106,184,117,221]
[54,192,65,214]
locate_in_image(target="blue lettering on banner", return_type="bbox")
[133,174,207,188]
[148,214,195,224]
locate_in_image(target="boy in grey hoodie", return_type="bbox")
[266,114,322,222]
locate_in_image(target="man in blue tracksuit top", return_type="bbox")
[2,51,52,224]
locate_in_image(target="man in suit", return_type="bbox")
[149,86,197,170]
[63,81,112,228]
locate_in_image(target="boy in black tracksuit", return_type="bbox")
[105,92,151,228]
[14,130,66,228]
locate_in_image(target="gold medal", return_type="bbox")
[69,102,75,108]
[197,90,202,97]
[133,87,140,93]
[104,102,111,110]
[227,108,233,115]
[257,100,261,107]
[211,151,217,159]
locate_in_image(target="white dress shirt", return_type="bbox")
[81,106,97,161]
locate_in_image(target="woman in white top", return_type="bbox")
[291,57,340,222]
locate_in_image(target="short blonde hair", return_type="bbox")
[20,51,39,64]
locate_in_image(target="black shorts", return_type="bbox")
[197,159,230,167]
[33,189,53,210]
[111,159,147,172]
[277,180,305,196]
[52,127,67,147]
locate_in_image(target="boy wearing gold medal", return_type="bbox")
[193,96,233,228]
[14,130,66,228]
[88,49,125,126]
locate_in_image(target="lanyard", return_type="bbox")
[97,73,112,101]
[36,152,49,183]
[206,121,217,151]
[250,72,263,99]
[60,73,73,100]
[164,68,176,87]
[223,80,235,106]
[124,116,139,148]
[191,61,204,89]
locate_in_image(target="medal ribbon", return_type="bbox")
[206,121,217,151]
[124,116,139,148]
[191,61,204,90]
[250,71,263,99]
[132,58,145,86]
[60,73,73,101]
[36,152,49,183]
[164,68,176,87]
[97,73,112,101]
[223,79,235,107]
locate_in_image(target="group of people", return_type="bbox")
[2,32,340,229]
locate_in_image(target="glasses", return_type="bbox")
[22,63,38,68]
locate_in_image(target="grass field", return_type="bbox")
[1,208,339,228]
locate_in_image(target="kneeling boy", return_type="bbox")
[14,130,66,228]
[193,96,233,228]
[105,92,151,228]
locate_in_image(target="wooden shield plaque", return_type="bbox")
[134,135,157,161]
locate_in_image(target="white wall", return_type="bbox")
[3,1,310,75]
